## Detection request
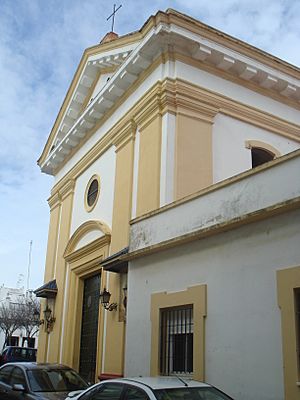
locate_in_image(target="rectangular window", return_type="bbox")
[295,289,300,376]
[160,306,193,375]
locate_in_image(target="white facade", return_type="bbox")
[70,146,116,236]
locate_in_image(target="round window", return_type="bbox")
[85,175,100,211]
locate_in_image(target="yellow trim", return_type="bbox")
[84,174,101,212]
[245,140,281,158]
[277,265,300,400]
[151,285,207,380]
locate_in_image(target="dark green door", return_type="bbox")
[79,274,101,383]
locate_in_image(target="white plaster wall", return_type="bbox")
[125,209,300,400]
[90,72,112,102]
[160,113,176,207]
[213,114,300,182]
[174,61,300,125]
[74,230,104,251]
[70,146,116,236]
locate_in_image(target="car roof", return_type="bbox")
[111,377,211,390]
[0,362,71,370]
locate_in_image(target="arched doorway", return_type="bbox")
[63,220,111,382]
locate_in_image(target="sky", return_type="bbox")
[0,0,299,290]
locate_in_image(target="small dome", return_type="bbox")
[100,31,119,44]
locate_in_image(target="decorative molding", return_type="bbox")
[64,220,112,259]
[112,119,137,150]
[245,140,281,158]
[59,179,76,200]
[84,174,101,212]
[65,236,110,264]
[47,192,61,211]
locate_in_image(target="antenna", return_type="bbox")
[27,240,33,291]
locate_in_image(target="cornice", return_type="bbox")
[112,119,137,150]
[47,192,61,211]
[59,179,75,201]
[174,79,300,140]
[166,9,300,79]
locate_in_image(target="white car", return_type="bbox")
[66,376,234,400]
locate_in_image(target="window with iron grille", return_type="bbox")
[295,289,300,375]
[160,306,193,375]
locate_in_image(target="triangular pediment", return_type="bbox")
[38,33,142,169]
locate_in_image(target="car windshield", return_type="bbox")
[27,368,88,393]
[154,387,232,400]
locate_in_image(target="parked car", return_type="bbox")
[0,347,37,365]
[66,376,234,400]
[0,362,89,399]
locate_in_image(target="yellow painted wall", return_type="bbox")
[136,115,162,216]
[175,114,213,200]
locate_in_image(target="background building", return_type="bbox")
[37,9,300,400]
[0,286,38,349]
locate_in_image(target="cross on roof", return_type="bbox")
[107,4,122,32]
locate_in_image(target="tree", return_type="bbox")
[18,296,41,347]
[0,302,22,349]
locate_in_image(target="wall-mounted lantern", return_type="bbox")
[99,288,118,311]
[34,306,56,333]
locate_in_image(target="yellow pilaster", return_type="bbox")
[103,121,136,376]
[47,179,75,363]
[175,107,215,200]
[136,113,162,217]
[37,191,61,363]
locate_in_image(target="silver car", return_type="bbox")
[0,362,89,399]
[66,377,234,400]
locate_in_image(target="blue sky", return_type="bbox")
[0,0,299,290]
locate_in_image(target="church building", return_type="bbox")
[36,9,300,400]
